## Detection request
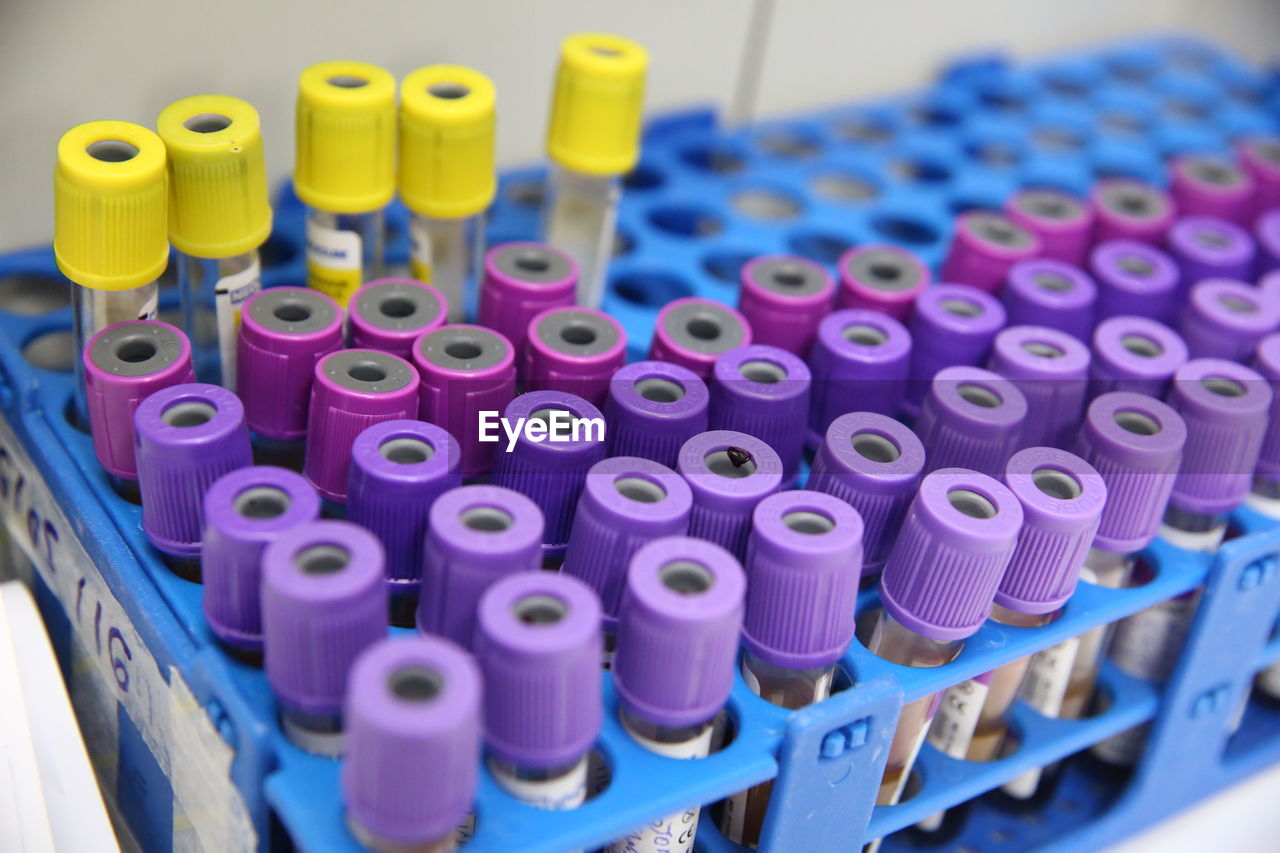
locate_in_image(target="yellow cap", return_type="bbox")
[294,61,396,214]
[399,65,496,219]
[157,95,272,258]
[546,33,649,176]
[54,120,169,291]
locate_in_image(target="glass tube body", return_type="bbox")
[72,281,159,422]
[542,164,620,308]
[409,213,482,322]
[176,250,261,388]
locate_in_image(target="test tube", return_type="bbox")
[1005,188,1095,267]
[1088,315,1189,400]
[542,33,649,307]
[348,278,447,358]
[834,245,929,321]
[739,254,835,354]
[721,491,863,848]
[399,66,496,322]
[709,345,811,489]
[295,61,395,306]
[1090,178,1176,245]
[903,284,1006,420]
[1000,258,1097,341]
[523,306,626,407]
[940,211,1041,294]
[262,521,387,755]
[1178,278,1280,361]
[605,361,709,468]
[807,309,911,446]
[342,636,481,853]
[988,324,1091,449]
[157,96,271,388]
[613,536,745,853]
[55,121,167,421]
[1248,334,1280,516]
[1089,239,1181,324]
[1239,136,1280,219]
[1257,210,1280,276]
[677,430,784,560]
[915,365,1028,474]
[1168,155,1256,226]
[649,298,753,379]
[1166,216,1257,293]
[478,242,577,357]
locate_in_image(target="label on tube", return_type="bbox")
[306,219,362,305]
[214,260,261,392]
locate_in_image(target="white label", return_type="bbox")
[608,725,713,853]
[1109,594,1198,682]
[409,217,433,283]
[306,220,362,304]
[1159,522,1226,554]
[1020,636,1081,717]
[927,673,991,758]
[136,292,159,321]
[214,260,261,392]
[493,758,588,812]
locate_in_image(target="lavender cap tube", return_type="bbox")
[84,320,194,480]
[677,430,784,560]
[303,350,418,503]
[475,573,602,769]
[743,490,863,669]
[1240,137,1280,220]
[710,345,811,487]
[739,254,835,354]
[202,466,319,654]
[916,366,1028,475]
[135,383,253,560]
[808,309,912,442]
[1089,239,1181,324]
[237,287,343,440]
[649,298,752,379]
[1089,315,1188,400]
[879,468,1024,642]
[807,412,926,573]
[348,278,447,359]
[342,637,481,848]
[417,485,544,646]
[903,284,1006,419]
[614,536,745,728]
[1005,188,1096,267]
[479,242,578,357]
[1253,334,1280,489]
[834,245,929,321]
[1001,258,1097,340]
[1091,179,1176,245]
[413,324,516,478]
[1257,210,1280,277]
[1167,216,1257,292]
[988,325,1091,450]
[1179,279,1280,361]
[605,361,709,468]
[940,211,1041,294]
[523,306,626,408]
[1169,155,1256,227]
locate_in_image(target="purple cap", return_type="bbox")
[523,306,626,408]
[417,485,544,646]
[940,211,1041,294]
[916,366,1028,475]
[346,420,461,598]
[1166,358,1273,516]
[1239,137,1280,220]
[988,325,1091,449]
[562,456,693,625]
[739,255,835,355]
[879,468,1024,642]
[743,490,863,669]
[1256,210,1280,277]
[237,287,343,440]
[303,350,419,503]
[834,245,929,321]
[1089,315,1189,400]
[348,278,447,359]
[1005,188,1096,267]
[710,345,811,487]
[903,285,1006,419]
[478,242,577,356]
[475,573,602,768]
[201,466,320,653]
[614,536,745,727]
[1179,278,1280,361]
[261,521,388,717]
[84,320,194,480]
[1075,392,1187,552]
[604,361,709,468]
[649,298,753,379]
[489,391,607,552]
[807,412,926,572]
[678,430,784,560]
[997,447,1107,614]
[1253,334,1280,485]
[341,637,481,846]
[808,310,912,441]
[1001,258,1097,341]
[1089,239,1181,324]
[1167,216,1257,292]
[1090,179,1176,245]
[413,325,516,478]
[1169,155,1256,227]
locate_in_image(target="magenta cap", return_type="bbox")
[523,306,626,408]
[237,287,343,440]
[1089,239,1181,325]
[879,468,1024,642]
[743,490,863,669]
[677,430,784,560]
[917,365,1028,475]
[1256,210,1280,277]
[1167,216,1257,292]
[1169,155,1256,227]
[649,298,752,379]
[903,284,1006,419]
[1253,334,1280,485]
[1090,179,1176,245]
[614,536,745,728]
[809,309,912,441]
[739,254,835,354]
[84,320,194,480]
[1089,316,1189,400]
[834,245,929,321]
[348,278,447,359]
[940,211,1041,294]
[1179,278,1280,361]
[1005,188,1096,267]
[710,345,811,487]
[1001,258,1097,341]
[604,361,710,467]
[341,636,481,846]
[988,325,1091,449]
[475,573,602,769]
[478,242,577,357]
[1239,137,1280,221]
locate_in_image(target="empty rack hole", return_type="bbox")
[958,383,1002,408]
[635,377,684,403]
[1033,467,1083,500]
[428,82,469,99]
[810,172,880,202]
[739,360,786,384]
[788,230,852,265]
[1202,376,1245,397]
[388,665,443,702]
[679,143,746,175]
[163,401,216,428]
[273,301,312,323]
[732,188,802,220]
[660,560,714,594]
[612,272,692,308]
[614,476,666,504]
[461,506,514,532]
[295,544,350,575]
[559,324,597,346]
[872,215,938,246]
[0,273,72,315]
[891,158,952,184]
[183,113,232,134]
[1022,340,1065,358]
[445,340,482,360]
[843,324,887,346]
[852,432,901,463]
[783,510,835,535]
[115,337,157,363]
[948,488,997,519]
[347,362,387,383]
[234,486,291,519]
[379,297,417,318]
[1115,409,1160,435]
[327,75,368,88]
[514,593,568,626]
[380,437,434,465]
[22,330,73,372]
[86,139,139,162]
[705,448,757,479]
[649,206,723,238]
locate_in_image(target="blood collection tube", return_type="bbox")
[1178,278,1280,361]
[915,365,1028,474]
[940,211,1041,294]
[807,412,926,576]
[1166,216,1257,292]
[721,491,863,848]
[542,33,648,307]
[807,309,911,445]
[413,324,516,478]
[1090,178,1176,245]
[649,298,753,379]
[416,485,543,646]
[55,121,166,421]
[1239,136,1280,219]
[834,245,929,321]
[1248,334,1280,515]
[677,430,783,560]
[347,420,461,626]
[710,345,811,488]
[605,361,709,468]
[739,254,835,354]
[134,383,253,580]
[303,350,418,504]
[988,324,1091,449]
[348,278,447,358]
[1089,239,1181,324]
[1005,188,1095,267]
[1257,210,1280,276]
[342,636,481,853]
[1001,258,1097,340]
[399,66,496,322]
[295,61,395,306]
[478,242,577,357]
[1088,315,1189,400]
[613,537,744,853]
[523,306,626,407]
[202,466,320,662]
[262,521,387,755]
[903,284,1006,420]
[1168,154,1256,226]
[157,96,271,388]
